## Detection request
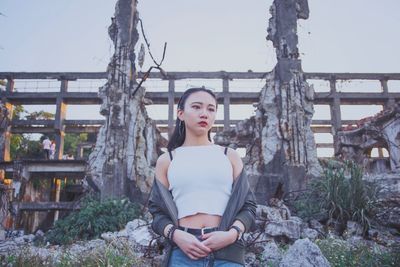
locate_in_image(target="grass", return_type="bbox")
[294,160,379,236]
[1,240,146,267]
[316,238,400,267]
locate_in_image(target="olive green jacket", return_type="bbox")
[148,169,257,266]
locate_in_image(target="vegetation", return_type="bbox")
[317,238,400,267]
[1,240,145,267]
[294,160,379,235]
[45,196,141,245]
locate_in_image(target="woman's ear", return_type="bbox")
[177,109,184,121]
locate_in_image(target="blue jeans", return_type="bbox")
[168,247,243,267]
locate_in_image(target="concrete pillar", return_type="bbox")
[53,178,61,222]
[381,79,395,108]
[223,78,230,130]
[54,80,68,159]
[168,79,175,139]
[1,78,14,161]
[329,78,342,155]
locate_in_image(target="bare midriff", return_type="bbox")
[179,213,221,228]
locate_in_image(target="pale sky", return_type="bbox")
[0,0,399,156]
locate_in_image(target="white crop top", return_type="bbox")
[167,144,233,219]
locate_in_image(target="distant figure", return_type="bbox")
[49,140,56,160]
[63,153,74,160]
[42,137,51,159]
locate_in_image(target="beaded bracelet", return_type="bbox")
[166,225,177,241]
[169,227,177,242]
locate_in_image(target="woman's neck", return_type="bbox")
[182,135,212,147]
[182,140,213,146]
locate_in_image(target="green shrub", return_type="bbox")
[294,160,379,235]
[45,196,141,245]
[317,238,400,267]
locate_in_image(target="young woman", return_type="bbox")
[148,88,256,267]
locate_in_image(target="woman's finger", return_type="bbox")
[196,240,212,253]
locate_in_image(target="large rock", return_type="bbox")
[364,171,400,230]
[257,204,290,222]
[279,238,330,267]
[126,219,153,246]
[301,228,319,241]
[265,219,301,240]
[261,241,283,267]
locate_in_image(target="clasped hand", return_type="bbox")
[173,230,237,260]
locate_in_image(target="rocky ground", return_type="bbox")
[1,198,399,266]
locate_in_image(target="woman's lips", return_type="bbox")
[198,122,208,127]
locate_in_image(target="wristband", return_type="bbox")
[170,227,177,242]
[166,225,177,241]
[229,225,243,241]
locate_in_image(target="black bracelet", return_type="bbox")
[167,226,177,241]
[166,226,174,240]
[170,227,177,242]
[229,225,242,241]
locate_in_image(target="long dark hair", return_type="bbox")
[167,87,217,151]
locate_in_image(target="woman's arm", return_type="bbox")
[148,153,172,236]
[227,147,256,232]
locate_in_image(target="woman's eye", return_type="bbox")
[208,108,215,112]
[192,105,200,109]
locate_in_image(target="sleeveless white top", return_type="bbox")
[167,144,233,219]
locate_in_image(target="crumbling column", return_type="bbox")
[215,0,321,202]
[0,78,14,161]
[87,0,165,202]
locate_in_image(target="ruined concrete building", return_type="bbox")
[0,0,399,234]
[88,0,322,203]
[337,103,400,173]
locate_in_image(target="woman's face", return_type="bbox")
[177,91,217,135]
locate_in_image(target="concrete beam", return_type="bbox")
[1,71,400,81]
[16,201,80,211]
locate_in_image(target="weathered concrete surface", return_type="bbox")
[215,0,321,203]
[87,0,166,202]
[337,103,400,173]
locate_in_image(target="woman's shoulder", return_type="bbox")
[155,152,172,187]
[156,151,172,168]
[221,146,243,180]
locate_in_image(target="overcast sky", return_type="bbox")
[1,0,399,72]
[0,0,399,155]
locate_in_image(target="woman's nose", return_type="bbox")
[200,109,208,118]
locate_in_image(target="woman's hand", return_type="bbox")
[173,230,212,260]
[201,229,237,251]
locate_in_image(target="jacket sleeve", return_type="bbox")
[147,183,174,237]
[234,187,257,233]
